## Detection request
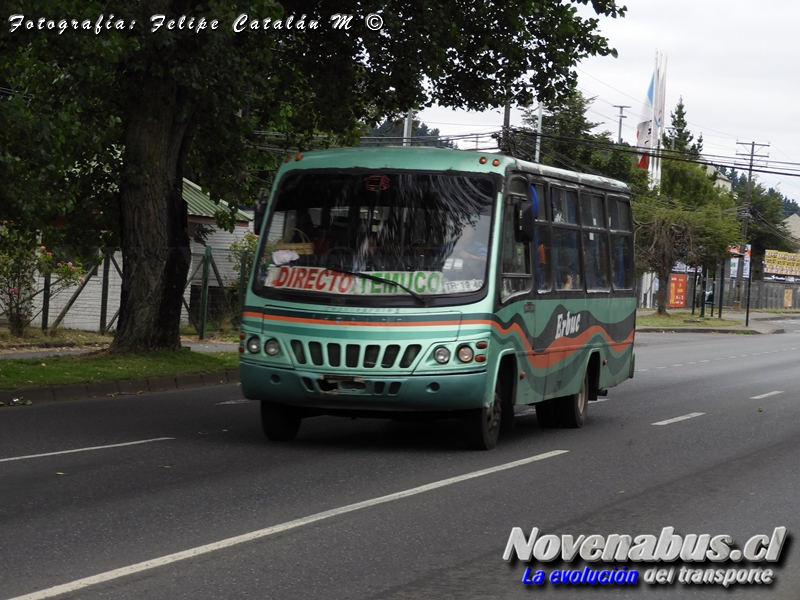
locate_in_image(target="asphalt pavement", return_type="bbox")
[1,311,798,405]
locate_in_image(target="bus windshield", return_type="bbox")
[253,171,496,300]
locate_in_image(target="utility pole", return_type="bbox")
[612,105,630,144]
[733,141,769,308]
[500,98,512,154]
[403,108,415,147]
[533,103,543,162]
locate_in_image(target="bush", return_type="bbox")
[0,224,85,336]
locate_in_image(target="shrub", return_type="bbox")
[0,224,85,336]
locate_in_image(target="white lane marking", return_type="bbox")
[652,412,705,426]
[0,438,175,464]
[671,364,683,367]
[750,391,784,400]
[7,450,568,600]
[699,360,709,363]
[216,399,254,405]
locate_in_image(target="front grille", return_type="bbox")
[290,340,422,370]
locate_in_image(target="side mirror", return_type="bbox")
[253,190,268,235]
[515,201,535,243]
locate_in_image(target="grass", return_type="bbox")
[0,326,239,350]
[0,349,239,390]
[636,310,737,328]
[0,328,113,351]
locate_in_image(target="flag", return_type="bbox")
[636,52,667,172]
[635,71,655,169]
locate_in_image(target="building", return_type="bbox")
[30,179,253,332]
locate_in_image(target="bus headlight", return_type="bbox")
[433,346,451,364]
[457,345,474,363]
[246,336,261,354]
[264,338,281,356]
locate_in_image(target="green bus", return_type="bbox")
[240,147,635,450]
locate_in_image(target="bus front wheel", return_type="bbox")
[260,401,302,441]
[556,370,588,428]
[464,385,502,450]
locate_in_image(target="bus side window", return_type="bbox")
[609,197,632,231]
[583,231,610,290]
[611,235,634,289]
[551,187,578,224]
[553,228,582,291]
[500,191,532,301]
[535,225,551,292]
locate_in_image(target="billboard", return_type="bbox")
[668,274,687,308]
[729,245,751,278]
[764,249,800,277]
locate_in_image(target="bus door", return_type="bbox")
[500,176,536,403]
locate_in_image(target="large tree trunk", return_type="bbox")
[110,78,193,354]
[656,268,670,316]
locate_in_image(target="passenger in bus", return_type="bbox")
[454,225,487,280]
[561,271,577,290]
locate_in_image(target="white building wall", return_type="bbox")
[27,222,252,332]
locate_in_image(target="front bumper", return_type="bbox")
[240,360,489,412]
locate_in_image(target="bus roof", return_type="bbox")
[277,146,630,195]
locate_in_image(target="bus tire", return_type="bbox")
[464,385,502,450]
[557,370,588,428]
[260,401,302,441]
[535,399,560,428]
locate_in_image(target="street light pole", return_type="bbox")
[612,105,630,144]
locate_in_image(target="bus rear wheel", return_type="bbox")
[464,386,502,450]
[260,401,302,441]
[556,370,588,428]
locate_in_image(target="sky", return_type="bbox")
[415,0,800,202]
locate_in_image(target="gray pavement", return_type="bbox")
[2,312,798,404]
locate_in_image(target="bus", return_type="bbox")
[240,147,636,450]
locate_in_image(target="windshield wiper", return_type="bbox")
[325,264,430,307]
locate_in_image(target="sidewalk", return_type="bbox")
[636,310,800,335]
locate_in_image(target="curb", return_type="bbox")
[0,369,240,405]
[636,326,785,335]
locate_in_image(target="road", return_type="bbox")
[1,328,799,599]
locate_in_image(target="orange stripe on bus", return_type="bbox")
[242,312,633,369]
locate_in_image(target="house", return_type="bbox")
[783,213,800,251]
[30,179,253,332]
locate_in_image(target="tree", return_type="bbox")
[636,157,739,314]
[779,195,800,218]
[516,90,650,195]
[662,96,703,157]
[2,0,625,352]
[520,90,605,170]
[362,119,457,148]
[719,169,799,256]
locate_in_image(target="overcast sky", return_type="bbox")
[416,0,800,201]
